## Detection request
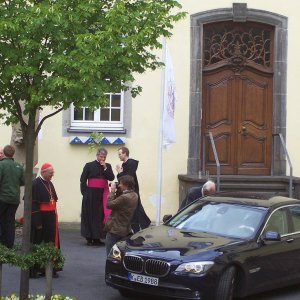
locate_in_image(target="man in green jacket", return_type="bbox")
[0,145,24,248]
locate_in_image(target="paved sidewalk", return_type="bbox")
[3,226,300,300]
[1,226,121,300]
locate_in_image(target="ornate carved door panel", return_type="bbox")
[237,70,272,174]
[202,69,236,174]
[202,21,274,175]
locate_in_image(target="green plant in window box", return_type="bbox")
[88,132,104,152]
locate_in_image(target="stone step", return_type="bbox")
[178,174,300,200]
[219,182,288,190]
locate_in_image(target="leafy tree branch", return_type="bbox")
[0,1,187,299]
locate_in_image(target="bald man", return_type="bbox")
[179,180,216,210]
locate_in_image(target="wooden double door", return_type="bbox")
[202,68,273,175]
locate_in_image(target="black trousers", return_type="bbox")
[0,201,19,248]
[106,232,122,255]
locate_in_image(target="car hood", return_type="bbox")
[123,225,242,259]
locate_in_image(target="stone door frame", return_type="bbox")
[187,3,288,176]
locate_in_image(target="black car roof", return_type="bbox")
[202,191,300,209]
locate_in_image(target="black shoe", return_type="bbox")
[86,238,93,246]
[92,239,104,246]
[53,271,59,278]
[38,270,59,278]
[39,271,45,277]
[29,270,40,279]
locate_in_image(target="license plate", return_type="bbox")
[128,272,159,286]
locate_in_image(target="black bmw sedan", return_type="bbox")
[105,193,300,300]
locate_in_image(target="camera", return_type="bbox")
[109,182,119,188]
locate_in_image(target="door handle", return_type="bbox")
[286,238,294,243]
[238,126,247,134]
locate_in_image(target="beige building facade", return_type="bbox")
[1,1,300,222]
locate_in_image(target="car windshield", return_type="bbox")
[168,201,266,239]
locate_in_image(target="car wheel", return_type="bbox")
[118,288,135,298]
[215,266,236,300]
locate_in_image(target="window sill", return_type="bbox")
[70,136,126,145]
[67,128,126,134]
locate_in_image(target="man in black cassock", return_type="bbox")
[80,148,115,246]
[116,146,151,233]
[30,162,60,278]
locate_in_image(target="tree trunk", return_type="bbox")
[19,112,37,300]
[45,261,53,300]
[10,103,39,225]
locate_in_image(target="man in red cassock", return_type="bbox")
[30,162,60,278]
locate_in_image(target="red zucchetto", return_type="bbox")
[41,163,52,170]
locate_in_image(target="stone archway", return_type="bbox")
[187,3,287,176]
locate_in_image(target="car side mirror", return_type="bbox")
[163,214,172,223]
[263,230,281,241]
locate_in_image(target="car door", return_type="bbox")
[246,206,294,292]
[284,204,300,280]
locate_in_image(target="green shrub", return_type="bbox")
[0,243,64,269]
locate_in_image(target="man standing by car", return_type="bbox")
[179,180,216,210]
[116,146,150,233]
[0,145,24,248]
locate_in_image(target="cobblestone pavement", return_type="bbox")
[2,226,300,300]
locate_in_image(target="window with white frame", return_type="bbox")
[70,92,124,131]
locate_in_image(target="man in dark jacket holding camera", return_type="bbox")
[105,175,138,255]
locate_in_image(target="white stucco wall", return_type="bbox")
[0,122,11,144]
[1,1,300,222]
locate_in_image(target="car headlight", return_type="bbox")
[175,261,214,274]
[108,244,122,261]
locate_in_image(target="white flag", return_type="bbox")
[162,45,177,147]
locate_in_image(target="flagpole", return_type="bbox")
[156,38,166,226]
